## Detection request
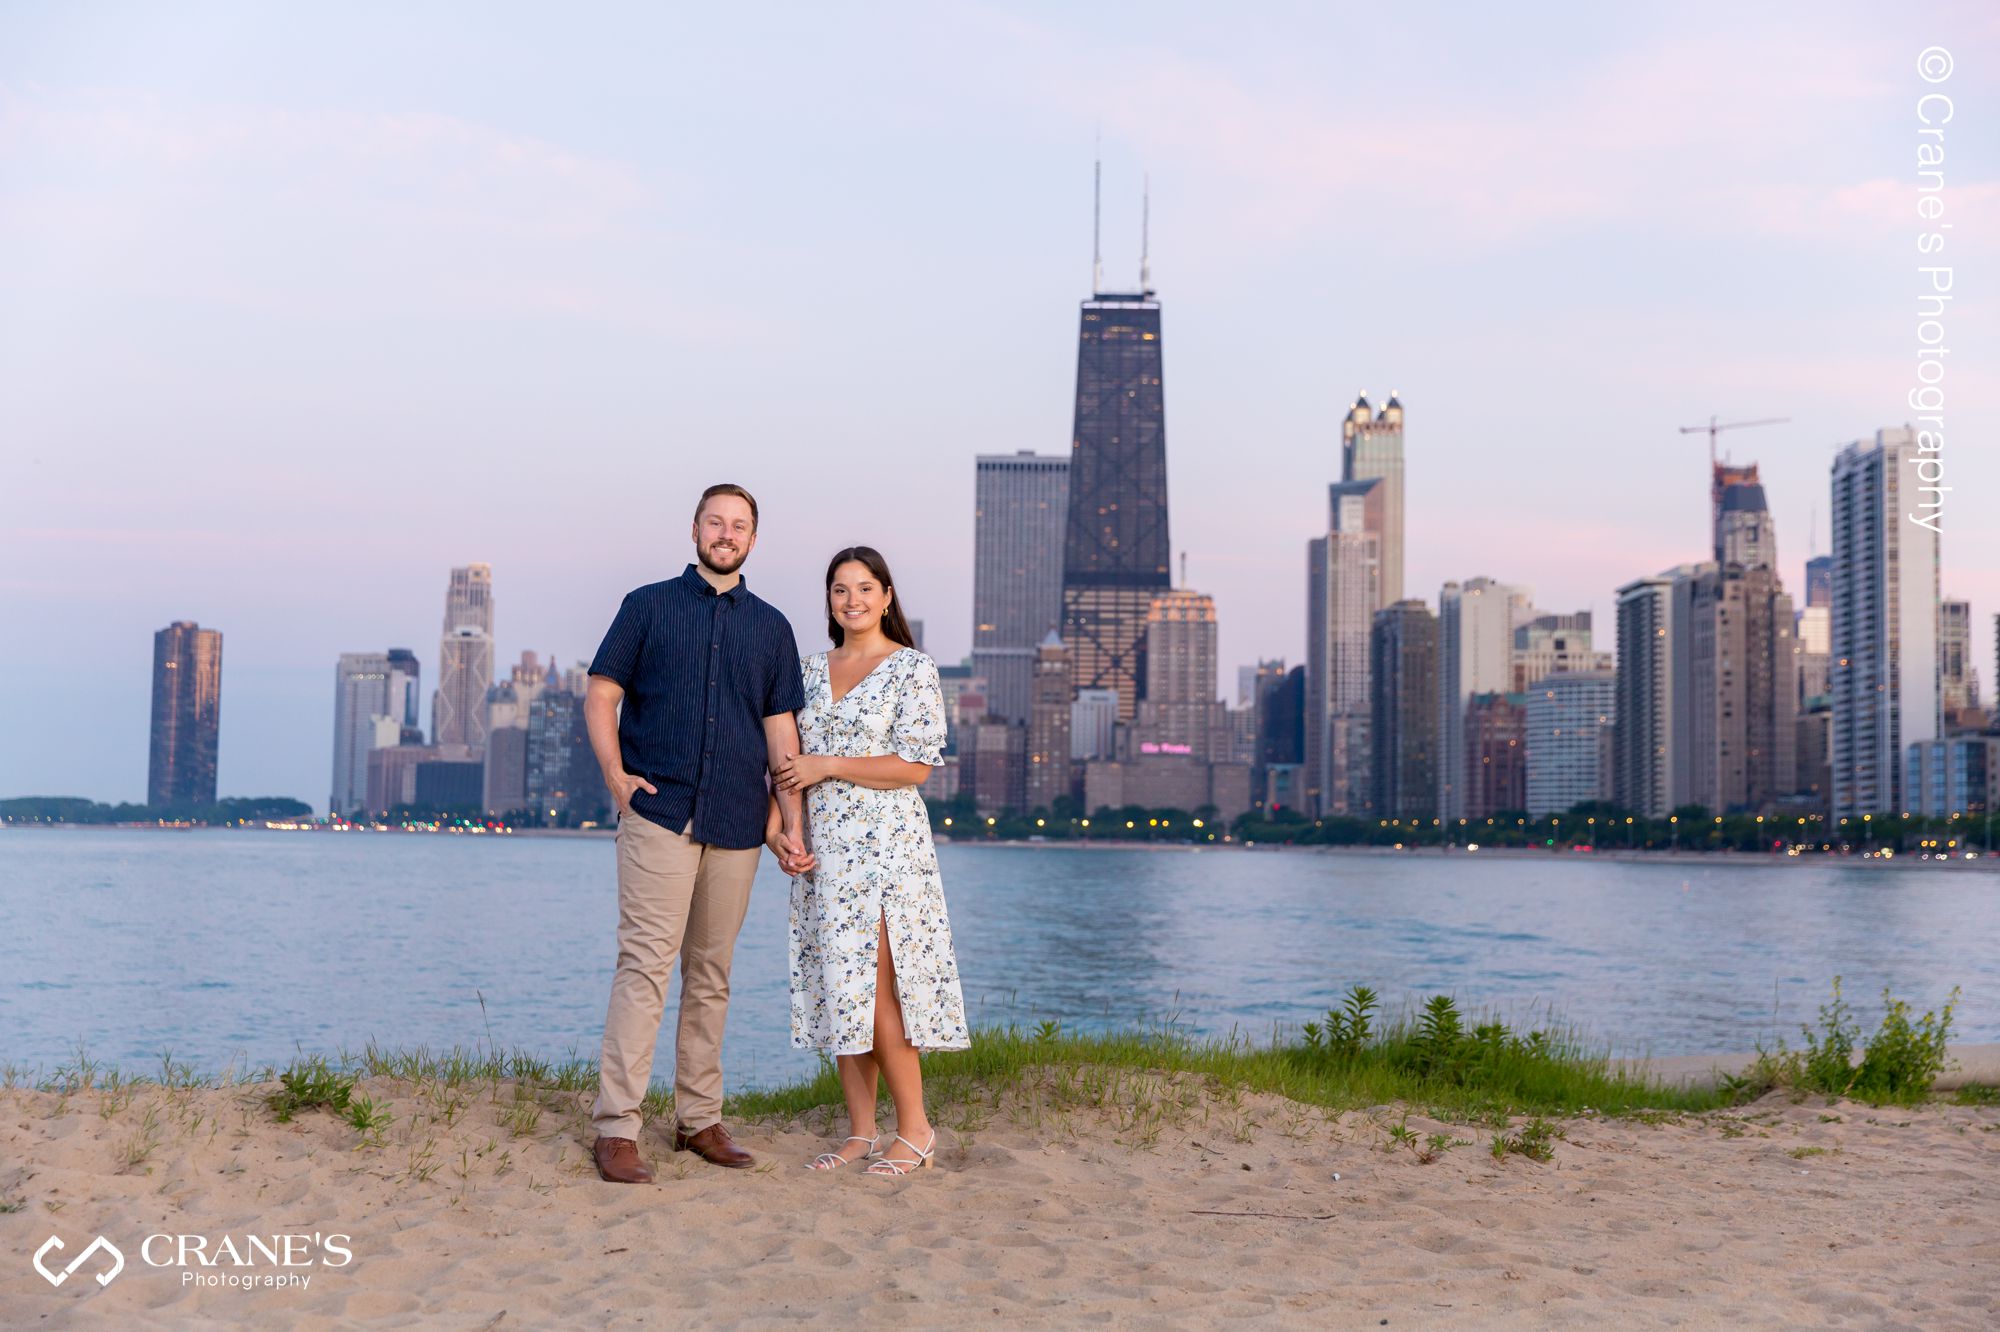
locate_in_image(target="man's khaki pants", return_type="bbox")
[591,812,759,1139]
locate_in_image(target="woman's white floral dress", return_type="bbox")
[790,647,970,1055]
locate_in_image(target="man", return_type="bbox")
[584,482,814,1184]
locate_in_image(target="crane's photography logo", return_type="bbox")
[30,1231,353,1292]
[33,1235,126,1288]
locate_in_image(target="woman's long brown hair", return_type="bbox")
[824,546,916,649]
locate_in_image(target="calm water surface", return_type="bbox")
[4,830,1995,1090]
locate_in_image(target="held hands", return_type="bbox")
[772,753,834,794]
[607,770,658,815]
[766,824,818,876]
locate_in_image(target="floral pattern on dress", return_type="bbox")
[789,647,970,1055]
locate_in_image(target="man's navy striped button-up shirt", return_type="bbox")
[588,564,806,849]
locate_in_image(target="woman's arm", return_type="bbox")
[773,752,931,792]
[826,754,931,790]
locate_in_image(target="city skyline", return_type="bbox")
[3,3,1995,806]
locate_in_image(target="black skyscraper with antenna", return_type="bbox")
[1061,164,1170,722]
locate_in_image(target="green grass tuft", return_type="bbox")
[726,993,1730,1124]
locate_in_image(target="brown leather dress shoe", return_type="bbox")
[673,1122,754,1168]
[593,1136,654,1184]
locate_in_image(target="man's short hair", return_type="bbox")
[694,483,759,531]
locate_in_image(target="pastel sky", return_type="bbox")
[3,1,1996,810]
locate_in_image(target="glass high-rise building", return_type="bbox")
[1370,600,1438,820]
[331,652,391,817]
[1306,482,1381,815]
[1061,280,1169,724]
[149,620,222,808]
[1525,670,1617,819]
[386,648,421,730]
[330,648,424,816]
[973,451,1070,723]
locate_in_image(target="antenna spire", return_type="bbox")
[1091,146,1103,296]
[1140,172,1151,292]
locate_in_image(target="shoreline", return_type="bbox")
[10,821,1995,869]
[950,838,1999,870]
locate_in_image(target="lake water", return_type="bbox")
[4,830,1996,1090]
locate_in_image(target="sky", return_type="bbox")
[2,1,1996,810]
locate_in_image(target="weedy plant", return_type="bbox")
[1746,978,1959,1105]
[1301,987,1379,1058]
[1491,1116,1561,1162]
[267,1055,357,1123]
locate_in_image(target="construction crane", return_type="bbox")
[1680,415,1789,560]
[1679,414,1790,468]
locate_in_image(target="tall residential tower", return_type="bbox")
[1830,429,1939,819]
[149,621,223,808]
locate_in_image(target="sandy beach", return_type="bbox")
[4,1061,1996,1330]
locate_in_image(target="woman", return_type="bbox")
[770,545,969,1176]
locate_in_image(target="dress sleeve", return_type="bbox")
[891,653,947,767]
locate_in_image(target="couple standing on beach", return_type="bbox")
[582,483,969,1185]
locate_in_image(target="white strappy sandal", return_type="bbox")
[863,1129,936,1176]
[806,1134,881,1171]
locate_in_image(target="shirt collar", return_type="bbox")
[680,562,749,602]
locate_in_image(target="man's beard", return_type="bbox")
[699,541,748,575]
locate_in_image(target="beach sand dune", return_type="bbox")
[3,1069,1995,1328]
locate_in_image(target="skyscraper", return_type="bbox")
[386,649,421,732]
[482,651,548,817]
[1673,564,1798,813]
[1137,588,1220,756]
[1069,687,1119,762]
[1370,600,1437,819]
[149,620,222,808]
[1306,482,1381,815]
[331,652,391,817]
[1830,428,1939,820]
[527,680,609,825]
[1717,481,1778,571]
[1711,460,1761,562]
[1342,394,1405,608]
[433,563,494,753]
[1437,578,1531,822]
[1025,633,1075,813]
[1060,264,1169,724]
[1939,598,1980,721]
[972,452,1070,723]
[1525,670,1617,819]
[1614,574,1677,819]
[1464,692,1527,820]
[1511,612,1611,693]
[1797,601,1831,705]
